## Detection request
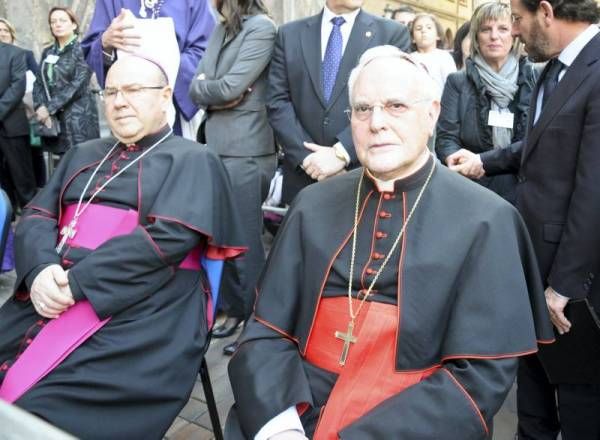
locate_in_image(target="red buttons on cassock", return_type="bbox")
[366,268,376,275]
[375,231,387,239]
[383,193,395,200]
[378,211,391,219]
[372,252,384,260]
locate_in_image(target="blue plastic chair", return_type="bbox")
[0,189,12,267]
[199,256,224,440]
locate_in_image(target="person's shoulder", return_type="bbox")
[279,12,319,33]
[444,68,467,89]
[434,164,517,217]
[294,168,359,208]
[243,14,277,37]
[245,13,276,29]
[2,43,24,57]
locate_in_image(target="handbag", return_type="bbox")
[30,61,61,139]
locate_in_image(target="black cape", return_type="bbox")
[227,157,553,439]
[0,127,245,439]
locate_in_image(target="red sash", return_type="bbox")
[304,297,439,439]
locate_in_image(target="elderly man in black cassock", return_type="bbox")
[226,45,554,440]
[0,54,244,438]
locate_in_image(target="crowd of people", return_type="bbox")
[0,0,599,439]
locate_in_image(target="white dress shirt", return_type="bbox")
[534,24,599,123]
[320,5,361,61]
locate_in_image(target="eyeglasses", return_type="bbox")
[346,98,431,121]
[103,84,165,101]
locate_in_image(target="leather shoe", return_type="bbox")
[223,341,238,356]
[211,318,242,338]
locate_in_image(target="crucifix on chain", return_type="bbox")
[55,220,77,254]
[334,320,357,366]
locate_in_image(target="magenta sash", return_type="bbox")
[0,204,205,403]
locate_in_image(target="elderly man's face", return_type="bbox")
[351,57,439,181]
[104,57,170,144]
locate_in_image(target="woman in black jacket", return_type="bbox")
[33,7,98,155]
[436,2,537,204]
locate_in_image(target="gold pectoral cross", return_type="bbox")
[55,220,77,254]
[334,320,357,366]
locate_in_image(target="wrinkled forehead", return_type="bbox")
[353,57,422,101]
[106,56,165,87]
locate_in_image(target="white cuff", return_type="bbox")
[551,287,570,301]
[254,406,304,440]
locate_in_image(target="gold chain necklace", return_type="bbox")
[334,159,436,366]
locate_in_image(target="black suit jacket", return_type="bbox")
[0,42,28,138]
[267,9,410,203]
[482,33,600,315]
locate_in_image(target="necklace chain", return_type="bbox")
[55,130,173,254]
[346,159,436,322]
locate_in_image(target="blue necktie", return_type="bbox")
[322,16,345,102]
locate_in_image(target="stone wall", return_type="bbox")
[0,0,323,58]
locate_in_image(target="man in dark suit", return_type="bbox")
[446,0,600,438]
[267,0,410,204]
[0,41,36,211]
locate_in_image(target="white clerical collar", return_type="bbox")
[365,153,434,193]
[558,24,599,68]
[322,4,360,30]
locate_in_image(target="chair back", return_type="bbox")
[0,189,12,265]
[200,256,224,330]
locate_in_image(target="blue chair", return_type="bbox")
[0,189,12,267]
[199,256,225,440]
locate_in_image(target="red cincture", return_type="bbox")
[304,297,439,439]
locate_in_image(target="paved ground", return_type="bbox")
[0,268,519,440]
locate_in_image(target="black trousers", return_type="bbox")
[0,135,36,209]
[517,354,600,440]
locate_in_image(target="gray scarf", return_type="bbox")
[473,53,519,148]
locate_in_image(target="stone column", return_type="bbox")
[264,0,323,25]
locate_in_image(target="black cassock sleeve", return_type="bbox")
[340,358,517,439]
[66,219,202,318]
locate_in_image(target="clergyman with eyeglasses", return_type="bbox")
[0,54,245,438]
[226,45,553,440]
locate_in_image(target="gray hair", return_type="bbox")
[347,45,440,106]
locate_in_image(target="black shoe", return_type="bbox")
[223,341,238,356]
[211,318,242,338]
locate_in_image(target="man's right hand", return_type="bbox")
[268,431,308,440]
[30,265,75,319]
[446,149,485,179]
[101,8,141,52]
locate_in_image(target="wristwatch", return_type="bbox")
[333,143,349,166]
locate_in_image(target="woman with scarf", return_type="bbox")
[33,7,99,157]
[435,2,537,204]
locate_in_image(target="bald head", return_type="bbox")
[104,55,172,144]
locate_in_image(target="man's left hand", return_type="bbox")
[545,286,571,335]
[302,143,346,181]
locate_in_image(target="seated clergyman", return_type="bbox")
[225,46,554,440]
[0,54,244,439]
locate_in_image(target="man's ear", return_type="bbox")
[539,1,555,25]
[161,86,173,111]
[427,100,441,136]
